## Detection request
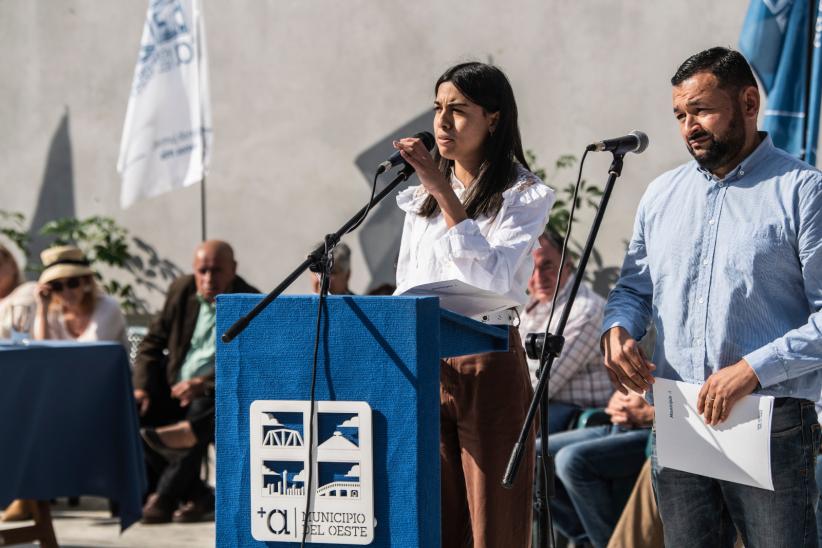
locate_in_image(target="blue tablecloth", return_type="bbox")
[0,341,147,530]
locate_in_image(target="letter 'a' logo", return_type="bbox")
[267,509,290,536]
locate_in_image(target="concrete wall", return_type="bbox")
[0,0,751,311]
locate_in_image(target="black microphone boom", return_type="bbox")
[587,130,649,155]
[376,131,436,173]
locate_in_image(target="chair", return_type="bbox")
[126,326,148,368]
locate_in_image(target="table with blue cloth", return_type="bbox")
[0,341,146,536]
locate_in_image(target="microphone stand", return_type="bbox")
[221,164,416,343]
[502,152,626,548]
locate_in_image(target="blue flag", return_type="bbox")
[806,4,822,164]
[740,0,822,164]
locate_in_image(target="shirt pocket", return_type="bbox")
[723,221,789,279]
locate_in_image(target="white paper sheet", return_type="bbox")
[653,378,774,490]
[398,279,519,318]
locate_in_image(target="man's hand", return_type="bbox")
[601,327,656,394]
[134,389,150,416]
[697,359,760,426]
[605,391,655,427]
[171,377,208,407]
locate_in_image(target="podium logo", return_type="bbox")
[249,400,375,544]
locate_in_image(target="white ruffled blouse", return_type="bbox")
[394,165,555,311]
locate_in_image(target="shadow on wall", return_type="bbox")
[354,111,433,292]
[26,108,76,275]
[587,246,622,299]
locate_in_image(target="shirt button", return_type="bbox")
[708,219,715,225]
[739,170,745,176]
[702,260,708,266]
[698,298,704,304]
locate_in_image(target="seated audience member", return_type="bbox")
[518,228,611,433]
[606,458,663,548]
[367,283,396,296]
[33,245,128,347]
[134,240,259,524]
[310,242,353,295]
[2,245,127,522]
[548,390,653,548]
[0,243,36,340]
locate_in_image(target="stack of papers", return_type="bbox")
[653,378,774,490]
[398,279,519,318]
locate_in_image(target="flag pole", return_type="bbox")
[804,0,816,163]
[197,0,208,242]
[200,174,207,242]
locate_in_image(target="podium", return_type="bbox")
[216,295,508,547]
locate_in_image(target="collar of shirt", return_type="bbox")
[196,293,216,310]
[695,132,773,184]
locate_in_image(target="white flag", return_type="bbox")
[117,0,212,208]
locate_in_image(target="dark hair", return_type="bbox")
[671,47,758,92]
[539,226,565,252]
[419,62,530,219]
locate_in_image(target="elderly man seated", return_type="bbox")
[518,228,612,433]
[134,240,259,524]
[309,242,354,295]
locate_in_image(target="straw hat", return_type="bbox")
[38,245,95,285]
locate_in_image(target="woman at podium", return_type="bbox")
[393,62,555,548]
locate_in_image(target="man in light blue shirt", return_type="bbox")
[602,47,822,547]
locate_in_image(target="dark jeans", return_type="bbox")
[653,397,821,548]
[816,453,822,548]
[140,382,215,505]
[547,424,650,548]
[548,401,582,434]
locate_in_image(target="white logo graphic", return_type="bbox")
[250,401,374,544]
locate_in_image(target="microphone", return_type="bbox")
[587,130,649,155]
[376,131,436,174]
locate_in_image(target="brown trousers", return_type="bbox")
[440,328,535,548]
[607,459,664,548]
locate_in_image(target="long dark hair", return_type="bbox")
[419,62,530,219]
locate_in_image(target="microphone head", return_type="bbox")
[415,131,436,152]
[630,130,649,154]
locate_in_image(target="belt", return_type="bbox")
[472,308,519,326]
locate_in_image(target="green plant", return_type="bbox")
[0,210,30,258]
[526,150,604,247]
[39,216,145,314]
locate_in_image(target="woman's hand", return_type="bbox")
[33,283,52,340]
[394,136,468,228]
[35,283,52,309]
[393,137,450,195]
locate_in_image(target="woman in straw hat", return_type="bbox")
[33,245,127,347]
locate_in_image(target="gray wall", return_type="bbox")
[0,0,751,311]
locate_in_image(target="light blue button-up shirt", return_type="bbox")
[603,134,822,401]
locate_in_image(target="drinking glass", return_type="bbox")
[9,304,34,344]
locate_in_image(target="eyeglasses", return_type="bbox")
[49,277,83,292]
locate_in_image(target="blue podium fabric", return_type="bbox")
[216,295,506,548]
[0,341,147,530]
